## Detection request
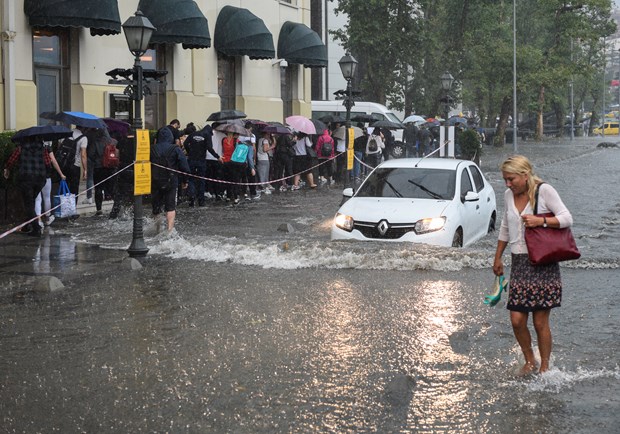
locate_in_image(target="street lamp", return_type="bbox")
[440,71,454,157]
[123,10,155,258]
[338,52,358,189]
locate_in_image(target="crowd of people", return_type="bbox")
[4,114,417,236]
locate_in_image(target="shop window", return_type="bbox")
[32,29,69,125]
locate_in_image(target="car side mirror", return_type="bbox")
[464,191,480,202]
[342,187,354,198]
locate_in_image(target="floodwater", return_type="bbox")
[1,138,618,433]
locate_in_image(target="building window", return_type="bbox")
[32,29,69,125]
[140,46,167,130]
[281,65,298,118]
[218,54,237,111]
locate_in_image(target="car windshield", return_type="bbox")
[385,112,403,123]
[356,167,456,199]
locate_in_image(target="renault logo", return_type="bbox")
[377,220,390,236]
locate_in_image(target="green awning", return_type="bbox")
[138,0,210,49]
[278,22,327,68]
[214,6,275,60]
[24,0,121,36]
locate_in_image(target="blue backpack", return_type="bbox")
[231,142,249,164]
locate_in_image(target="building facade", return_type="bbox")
[0,0,327,132]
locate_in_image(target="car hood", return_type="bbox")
[338,197,451,223]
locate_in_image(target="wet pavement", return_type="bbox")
[1,136,619,433]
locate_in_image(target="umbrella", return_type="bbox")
[370,120,404,130]
[262,124,291,135]
[103,118,132,137]
[286,115,317,135]
[207,109,247,122]
[215,123,251,136]
[54,111,107,129]
[245,119,269,128]
[11,125,73,142]
[351,114,380,123]
[448,116,468,126]
[403,114,426,124]
[310,119,327,134]
[332,126,363,141]
[319,114,346,124]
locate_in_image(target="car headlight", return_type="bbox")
[414,216,446,234]
[334,213,354,232]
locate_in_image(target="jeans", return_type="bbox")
[188,159,207,204]
[353,151,363,178]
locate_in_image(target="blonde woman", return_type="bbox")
[493,155,573,376]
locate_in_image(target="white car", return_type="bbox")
[331,158,497,247]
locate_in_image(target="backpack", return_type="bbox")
[151,144,177,191]
[56,134,83,173]
[367,136,378,153]
[102,142,120,168]
[231,142,249,164]
[320,136,334,156]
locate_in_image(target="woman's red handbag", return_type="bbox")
[524,184,581,265]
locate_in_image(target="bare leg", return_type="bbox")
[307,172,316,187]
[533,309,552,373]
[510,311,538,376]
[166,210,176,232]
[293,174,300,187]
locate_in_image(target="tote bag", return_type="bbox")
[53,180,77,218]
[524,183,580,265]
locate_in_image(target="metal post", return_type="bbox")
[513,0,518,152]
[344,77,353,189]
[127,56,149,257]
[444,99,450,158]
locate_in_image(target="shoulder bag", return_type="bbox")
[524,183,581,265]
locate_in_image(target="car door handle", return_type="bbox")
[476,205,480,210]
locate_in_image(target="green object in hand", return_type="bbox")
[484,275,508,307]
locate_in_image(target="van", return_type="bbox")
[592,122,619,136]
[312,100,405,157]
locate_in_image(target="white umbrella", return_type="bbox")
[403,114,426,124]
[332,126,363,141]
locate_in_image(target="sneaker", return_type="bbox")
[233,198,241,205]
[279,185,288,192]
[291,185,301,191]
[81,197,93,205]
[45,215,55,226]
[266,185,275,191]
[38,220,44,229]
[252,193,261,200]
[264,189,272,195]
[95,210,103,216]
[330,179,336,185]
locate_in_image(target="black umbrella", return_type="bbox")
[103,118,132,137]
[319,114,346,124]
[207,110,247,121]
[310,119,327,133]
[11,125,73,142]
[370,120,404,130]
[262,125,291,135]
[351,114,380,123]
[54,111,107,129]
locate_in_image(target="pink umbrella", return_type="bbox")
[285,115,317,135]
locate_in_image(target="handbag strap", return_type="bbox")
[533,182,545,215]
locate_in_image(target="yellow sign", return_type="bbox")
[134,162,151,195]
[347,128,355,170]
[136,129,151,162]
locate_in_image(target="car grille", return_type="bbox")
[353,221,417,239]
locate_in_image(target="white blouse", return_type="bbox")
[498,183,573,254]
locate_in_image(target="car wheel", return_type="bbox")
[488,212,496,233]
[452,228,463,247]
[391,142,405,159]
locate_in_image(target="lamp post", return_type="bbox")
[440,71,454,157]
[123,11,155,258]
[513,0,518,151]
[338,52,358,190]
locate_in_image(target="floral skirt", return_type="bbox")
[507,254,562,312]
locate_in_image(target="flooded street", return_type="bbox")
[1,138,619,433]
